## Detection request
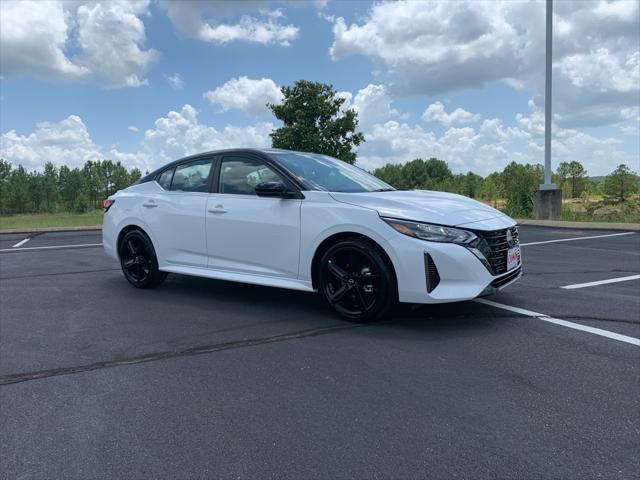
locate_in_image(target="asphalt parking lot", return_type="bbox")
[1,226,638,479]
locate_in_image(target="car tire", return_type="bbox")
[118,229,168,289]
[318,237,396,323]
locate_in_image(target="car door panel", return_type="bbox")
[142,191,208,267]
[205,155,302,278]
[141,158,213,268]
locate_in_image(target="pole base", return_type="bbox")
[533,188,562,220]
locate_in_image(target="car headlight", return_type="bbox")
[381,217,477,245]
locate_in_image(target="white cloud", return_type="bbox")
[158,1,299,46]
[141,104,273,165]
[0,0,157,89]
[0,115,103,170]
[203,76,283,116]
[167,73,185,90]
[1,105,274,173]
[336,91,353,111]
[356,100,635,176]
[422,102,481,127]
[74,1,158,89]
[479,118,529,142]
[0,1,89,80]
[329,0,640,129]
[556,49,639,93]
[351,84,400,129]
[128,126,139,132]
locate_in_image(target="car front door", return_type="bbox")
[206,154,302,278]
[141,157,212,268]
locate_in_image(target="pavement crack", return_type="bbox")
[0,323,363,386]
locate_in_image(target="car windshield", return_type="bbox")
[271,152,395,193]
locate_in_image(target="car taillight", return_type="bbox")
[103,199,115,213]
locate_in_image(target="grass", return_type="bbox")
[482,194,640,223]
[0,210,103,230]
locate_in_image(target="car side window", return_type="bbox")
[219,156,283,195]
[157,168,174,190]
[170,159,212,192]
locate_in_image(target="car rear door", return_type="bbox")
[205,154,302,278]
[141,157,212,268]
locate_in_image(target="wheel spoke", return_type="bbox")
[327,261,348,280]
[353,285,370,312]
[328,284,350,304]
[123,259,135,269]
[127,239,137,255]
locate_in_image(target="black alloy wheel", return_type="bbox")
[119,230,167,289]
[318,238,396,322]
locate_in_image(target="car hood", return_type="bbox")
[330,190,512,228]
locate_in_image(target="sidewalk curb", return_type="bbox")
[516,219,640,231]
[0,225,102,235]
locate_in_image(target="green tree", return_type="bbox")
[460,172,483,198]
[480,172,501,207]
[402,159,430,189]
[112,161,131,192]
[603,164,639,203]
[373,163,408,189]
[129,167,142,184]
[42,162,59,212]
[556,161,587,198]
[0,160,12,214]
[423,158,453,187]
[7,165,30,214]
[500,162,543,217]
[27,171,45,212]
[268,80,364,164]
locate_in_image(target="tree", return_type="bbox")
[461,172,483,198]
[42,162,59,212]
[500,162,543,217]
[7,165,30,213]
[268,80,365,164]
[0,159,11,214]
[423,158,453,187]
[556,161,587,198]
[373,163,408,189]
[603,164,639,203]
[480,172,501,207]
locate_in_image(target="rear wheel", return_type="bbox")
[318,238,396,323]
[119,230,167,289]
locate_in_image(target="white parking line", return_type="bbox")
[0,243,102,253]
[11,238,30,248]
[475,298,640,347]
[561,274,640,290]
[520,231,636,246]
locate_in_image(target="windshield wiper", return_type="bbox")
[371,188,395,192]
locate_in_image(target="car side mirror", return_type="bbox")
[254,181,295,198]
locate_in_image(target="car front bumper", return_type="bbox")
[383,233,523,304]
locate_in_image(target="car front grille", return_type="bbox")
[471,226,519,275]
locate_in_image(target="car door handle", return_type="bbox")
[208,205,227,214]
[142,202,158,208]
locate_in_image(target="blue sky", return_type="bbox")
[1,0,638,176]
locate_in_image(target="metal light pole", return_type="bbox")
[542,0,555,188]
[534,0,562,218]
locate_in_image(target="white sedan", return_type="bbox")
[103,149,522,322]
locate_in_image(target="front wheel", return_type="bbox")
[119,230,167,289]
[318,238,396,323]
